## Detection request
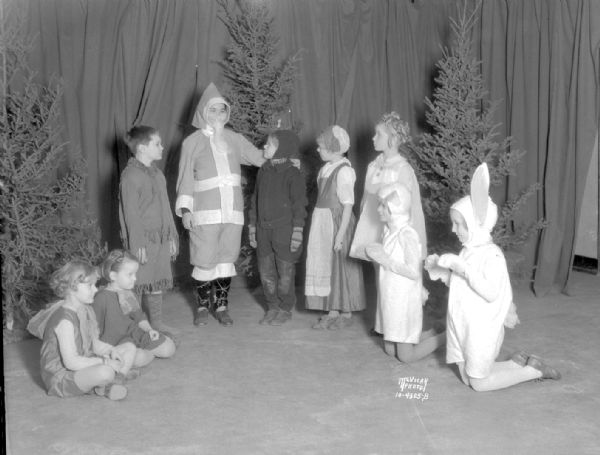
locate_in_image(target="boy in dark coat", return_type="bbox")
[248,130,308,325]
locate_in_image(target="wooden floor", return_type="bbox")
[4,271,600,455]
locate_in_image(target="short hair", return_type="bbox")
[49,260,99,298]
[378,112,410,146]
[101,249,139,281]
[124,125,159,156]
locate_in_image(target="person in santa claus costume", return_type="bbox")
[176,82,264,327]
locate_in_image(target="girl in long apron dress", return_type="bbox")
[305,126,366,330]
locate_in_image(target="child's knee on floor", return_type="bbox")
[154,337,176,358]
[383,340,396,356]
[134,348,155,367]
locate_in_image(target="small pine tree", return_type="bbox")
[409,1,545,270]
[1,2,106,334]
[217,0,301,146]
[217,0,301,285]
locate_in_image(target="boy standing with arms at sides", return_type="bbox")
[119,126,179,340]
[248,130,308,325]
[176,83,264,327]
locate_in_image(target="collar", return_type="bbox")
[266,158,294,171]
[129,157,157,174]
[323,157,350,170]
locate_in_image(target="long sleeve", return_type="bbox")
[248,168,261,227]
[463,253,504,303]
[388,231,420,280]
[91,292,108,339]
[175,135,198,216]
[289,169,308,228]
[156,171,178,246]
[237,134,265,167]
[119,169,145,253]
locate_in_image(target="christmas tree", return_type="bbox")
[1,1,106,335]
[218,0,301,146]
[409,1,544,269]
[217,0,301,285]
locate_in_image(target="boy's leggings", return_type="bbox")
[257,254,296,312]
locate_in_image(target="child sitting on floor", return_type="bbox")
[27,260,136,400]
[305,125,366,329]
[366,183,445,361]
[425,163,560,391]
[93,249,176,369]
[248,130,308,326]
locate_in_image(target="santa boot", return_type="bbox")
[213,277,233,326]
[143,292,180,344]
[194,280,212,326]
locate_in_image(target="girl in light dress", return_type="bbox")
[366,183,445,362]
[350,112,426,263]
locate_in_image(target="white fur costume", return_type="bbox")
[427,164,515,379]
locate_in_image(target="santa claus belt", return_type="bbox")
[194,174,241,192]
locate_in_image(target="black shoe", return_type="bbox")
[194,307,209,326]
[214,309,233,326]
[260,309,279,325]
[269,310,291,326]
[369,328,382,337]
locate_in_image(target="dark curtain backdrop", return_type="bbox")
[24,0,599,295]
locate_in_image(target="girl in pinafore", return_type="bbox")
[350,112,426,262]
[119,125,179,339]
[305,125,366,329]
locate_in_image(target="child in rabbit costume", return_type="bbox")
[426,163,560,391]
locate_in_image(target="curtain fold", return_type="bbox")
[25,0,599,294]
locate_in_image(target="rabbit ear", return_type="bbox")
[470,163,490,226]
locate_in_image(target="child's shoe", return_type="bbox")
[94,383,128,401]
[527,355,561,380]
[259,309,279,325]
[114,368,141,384]
[194,307,209,326]
[214,309,233,326]
[328,315,353,330]
[269,310,291,326]
[510,350,530,367]
[369,328,383,337]
[312,315,336,330]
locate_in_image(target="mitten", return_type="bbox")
[290,226,303,252]
[248,225,257,248]
[438,253,467,277]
